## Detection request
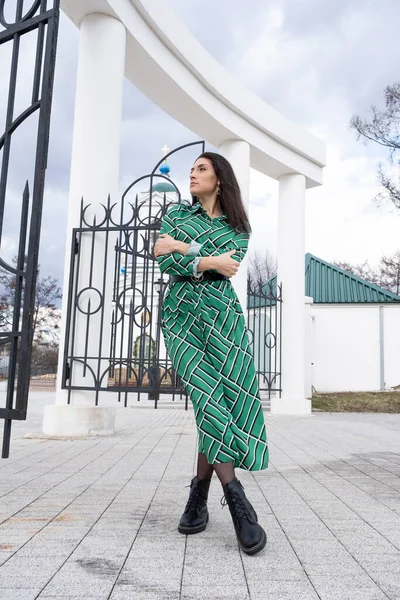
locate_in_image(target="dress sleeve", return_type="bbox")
[185,240,203,257]
[198,228,249,265]
[156,206,199,276]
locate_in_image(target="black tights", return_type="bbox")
[196,452,235,485]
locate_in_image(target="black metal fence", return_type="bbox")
[0,0,60,457]
[0,363,57,387]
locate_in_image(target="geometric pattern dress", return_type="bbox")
[157,201,269,471]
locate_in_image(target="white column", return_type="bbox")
[43,14,126,436]
[270,173,311,414]
[219,140,250,313]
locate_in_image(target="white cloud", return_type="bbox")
[247,131,400,269]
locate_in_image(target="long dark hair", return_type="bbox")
[191,152,251,234]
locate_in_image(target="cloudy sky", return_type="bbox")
[2,0,400,287]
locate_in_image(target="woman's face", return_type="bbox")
[189,157,219,197]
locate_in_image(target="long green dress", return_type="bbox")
[157,201,269,471]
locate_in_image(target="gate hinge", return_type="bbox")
[65,362,70,382]
[74,237,79,255]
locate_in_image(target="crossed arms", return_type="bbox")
[154,207,249,278]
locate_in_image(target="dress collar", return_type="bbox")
[191,201,203,214]
[191,201,227,220]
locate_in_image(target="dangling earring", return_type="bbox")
[217,186,221,196]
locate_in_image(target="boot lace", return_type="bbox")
[184,483,206,513]
[220,490,254,526]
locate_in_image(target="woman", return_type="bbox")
[153,152,268,556]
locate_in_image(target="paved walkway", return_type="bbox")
[1,391,400,599]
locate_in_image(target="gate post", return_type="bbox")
[43,13,126,436]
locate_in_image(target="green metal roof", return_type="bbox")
[248,252,400,308]
[305,253,400,303]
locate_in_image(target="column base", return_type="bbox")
[270,397,312,415]
[42,405,116,437]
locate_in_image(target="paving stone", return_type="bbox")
[0,572,52,588]
[1,590,43,600]
[39,581,116,597]
[37,598,107,600]
[249,579,320,600]
[372,573,400,599]
[181,586,250,600]
[357,554,400,573]
[309,575,389,600]
[110,586,180,600]
[2,393,400,600]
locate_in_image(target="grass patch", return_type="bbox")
[311,391,400,413]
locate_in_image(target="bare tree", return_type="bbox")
[378,250,400,296]
[333,251,400,296]
[0,256,62,347]
[350,81,400,210]
[332,259,381,286]
[248,249,277,286]
[32,275,62,346]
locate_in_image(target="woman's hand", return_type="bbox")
[153,234,177,258]
[212,250,240,278]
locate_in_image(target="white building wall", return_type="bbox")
[310,304,400,393]
[304,297,313,399]
[383,306,400,389]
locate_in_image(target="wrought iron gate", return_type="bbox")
[0,1,60,458]
[62,142,206,409]
[62,142,282,408]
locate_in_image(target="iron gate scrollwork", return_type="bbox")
[62,141,283,409]
[0,0,60,458]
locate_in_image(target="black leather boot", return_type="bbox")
[221,477,267,555]
[178,475,211,535]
